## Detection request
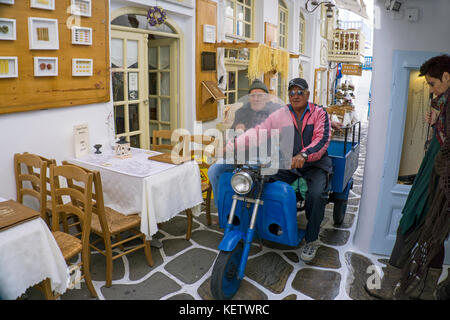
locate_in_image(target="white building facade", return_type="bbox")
[353,0,450,263]
[0,0,333,200]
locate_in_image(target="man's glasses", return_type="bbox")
[289,90,305,97]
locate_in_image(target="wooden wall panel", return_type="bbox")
[195,0,217,121]
[0,0,110,115]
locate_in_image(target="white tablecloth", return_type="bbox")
[69,148,203,237]
[0,217,69,300]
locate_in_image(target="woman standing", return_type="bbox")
[366,54,450,300]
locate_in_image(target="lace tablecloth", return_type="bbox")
[69,148,203,237]
[0,213,69,300]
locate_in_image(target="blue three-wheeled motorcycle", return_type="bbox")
[210,94,360,300]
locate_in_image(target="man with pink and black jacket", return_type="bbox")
[231,78,332,262]
[273,78,332,262]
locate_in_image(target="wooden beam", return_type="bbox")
[214,40,259,49]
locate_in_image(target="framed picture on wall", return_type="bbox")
[0,18,16,40]
[28,17,59,50]
[71,26,92,45]
[0,0,14,4]
[72,58,93,76]
[0,57,18,78]
[34,57,58,77]
[70,0,91,17]
[30,0,55,10]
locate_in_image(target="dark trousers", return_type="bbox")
[389,225,445,269]
[273,167,329,243]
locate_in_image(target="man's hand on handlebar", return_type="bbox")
[291,153,306,169]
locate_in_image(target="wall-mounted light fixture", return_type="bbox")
[305,0,336,17]
[384,0,402,12]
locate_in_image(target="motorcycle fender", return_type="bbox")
[332,178,353,200]
[218,230,244,252]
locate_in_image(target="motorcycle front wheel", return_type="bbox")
[210,242,243,300]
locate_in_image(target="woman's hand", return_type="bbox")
[425,110,438,125]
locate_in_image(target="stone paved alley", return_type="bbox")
[25,120,449,300]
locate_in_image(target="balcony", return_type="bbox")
[328,29,365,64]
[362,56,373,70]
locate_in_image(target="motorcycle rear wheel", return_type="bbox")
[210,242,243,300]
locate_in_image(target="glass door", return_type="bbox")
[148,38,178,145]
[111,30,148,148]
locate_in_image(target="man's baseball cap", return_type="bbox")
[288,78,308,90]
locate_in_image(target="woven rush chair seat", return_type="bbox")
[62,161,153,288]
[52,231,82,261]
[91,207,141,235]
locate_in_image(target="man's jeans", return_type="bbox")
[273,167,329,243]
[208,163,235,208]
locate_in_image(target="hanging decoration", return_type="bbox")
[147,6,167,26]
[248,45,290,81]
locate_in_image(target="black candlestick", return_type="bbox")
[94,144,102,154]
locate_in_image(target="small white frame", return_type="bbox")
[0,0,14,5]
[0,56,18,78]
[30,0,55,10]
[70,0,91,17]
[34,57,58,77]
[28,17,59,50]
[0,18,16,40]
[71,26,92,45]
[72,58,93,76]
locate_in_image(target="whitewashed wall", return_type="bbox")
[0,103,113,200]
[353,0,450,252]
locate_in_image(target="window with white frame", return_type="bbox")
[278,0,288,49]
[299,12,306,54]
[224,48,251,105]
[224,0,253,39]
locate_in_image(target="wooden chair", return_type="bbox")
[62,161,153,287]
[14,152,59,228]
[151,129,174,152]
[184,134,217,239]
[49,163,97,298]
[14,152,76,233]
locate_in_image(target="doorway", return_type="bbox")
[111,12,180,149]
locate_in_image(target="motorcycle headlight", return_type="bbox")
[231,170,253,195]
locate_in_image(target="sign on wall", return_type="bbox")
[341,64,362,76]
[0,0,110,115]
